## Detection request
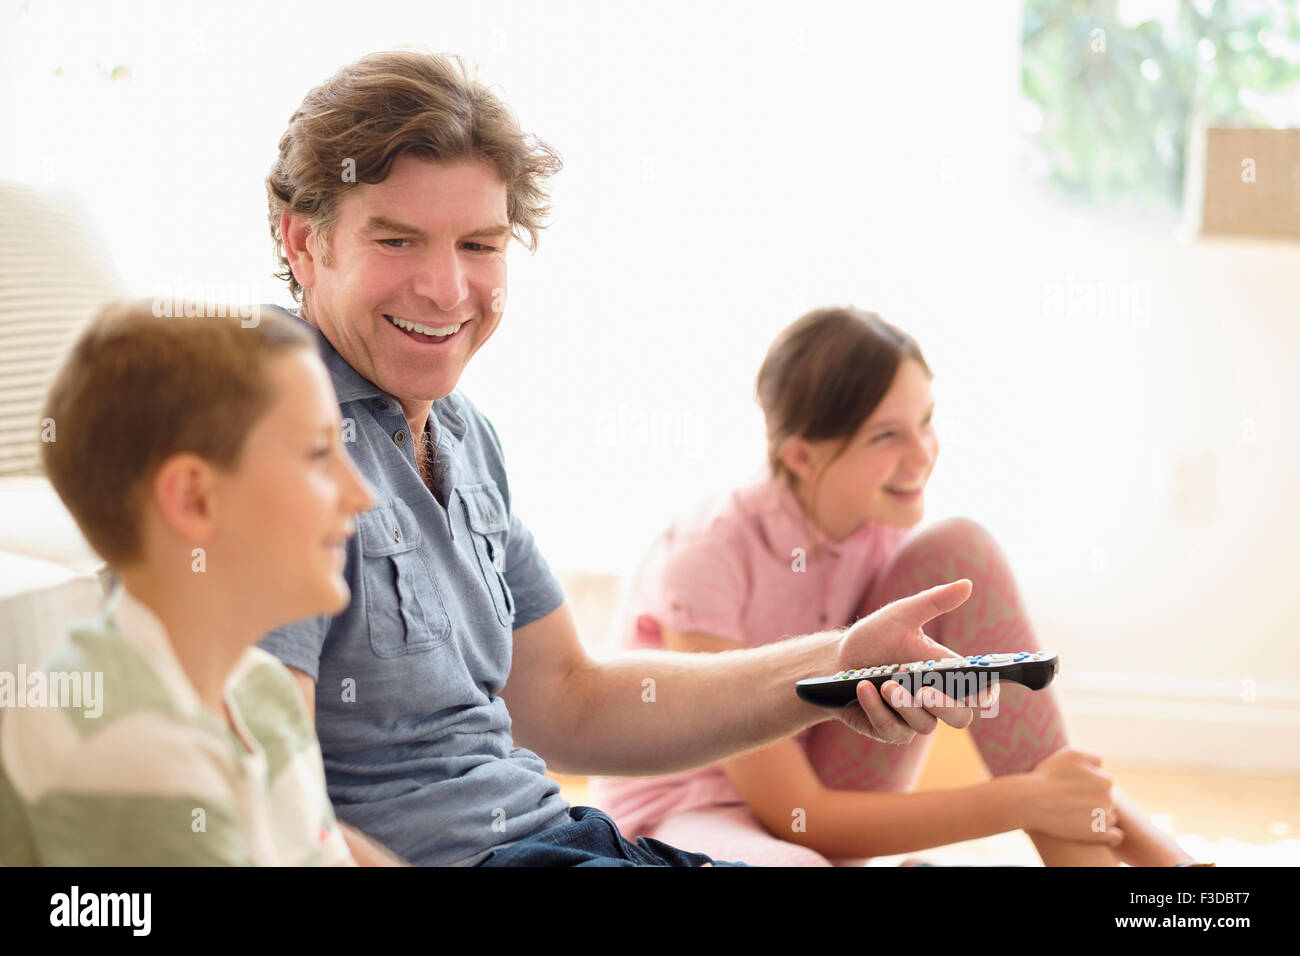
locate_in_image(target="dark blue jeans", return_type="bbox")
[476,806,750,867]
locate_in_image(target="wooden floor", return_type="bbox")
[548,723,1300,865]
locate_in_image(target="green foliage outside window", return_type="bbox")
[1021,0,1300,208]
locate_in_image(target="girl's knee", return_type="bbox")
[860,516,1011,619]
[915,515,996,552]
[892,516,1007,578]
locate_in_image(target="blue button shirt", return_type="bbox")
[257,305,572,866]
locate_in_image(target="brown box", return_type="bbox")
[1187,126,1300,239]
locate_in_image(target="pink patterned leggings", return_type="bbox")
[645,517,1070,866]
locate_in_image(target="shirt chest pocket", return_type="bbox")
[458,483,516,628]
[358,500,452,657]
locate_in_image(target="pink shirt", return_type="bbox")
[588,473,909,837]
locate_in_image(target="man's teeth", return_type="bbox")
[385,314,462,337]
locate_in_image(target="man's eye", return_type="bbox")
[463,242,498,252]
[377,238,411,248]
[872,432,894,443]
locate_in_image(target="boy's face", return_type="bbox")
[290,155,510,409]
[212,349,374,626]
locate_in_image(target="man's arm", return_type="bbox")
[501,580,985,777]
[503,601,841,775]
[287,667,407,867]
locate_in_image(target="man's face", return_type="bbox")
[291,155,510,409]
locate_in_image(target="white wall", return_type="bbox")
[2,0,1297,771]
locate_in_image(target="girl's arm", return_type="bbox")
[720,734,1029,858]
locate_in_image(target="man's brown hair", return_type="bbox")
[265,49,563,306]
[40,300,315,568]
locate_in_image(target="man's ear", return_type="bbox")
[777,435,817,485]
[281,210,319,292]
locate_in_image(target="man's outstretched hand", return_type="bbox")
[834,579,998,744]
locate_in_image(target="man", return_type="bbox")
[258,50,986,867]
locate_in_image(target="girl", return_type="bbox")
[589,306,1196,866]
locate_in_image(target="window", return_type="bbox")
[1020,0,1300,208]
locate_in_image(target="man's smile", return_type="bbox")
[383,313,469,345]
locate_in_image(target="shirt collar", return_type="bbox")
[105,583,206,717]
[260,303,468,445]
[751,474,881,560]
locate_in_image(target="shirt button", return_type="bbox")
[393,527,401,542]
[373,398,389,411]
[819,613,828,624]
[393,429,407,445]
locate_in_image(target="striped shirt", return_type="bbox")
[0,584,352,866]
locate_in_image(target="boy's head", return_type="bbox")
[41,300,373,622]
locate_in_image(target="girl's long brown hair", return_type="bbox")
[755,306,931,556]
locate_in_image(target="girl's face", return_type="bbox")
[784,357,938,539]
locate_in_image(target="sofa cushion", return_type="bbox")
[0,550,103,674]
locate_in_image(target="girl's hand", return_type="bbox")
[1018,747,1124,845]
[834,579,993,743]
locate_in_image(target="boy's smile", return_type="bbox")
[213,349,374,625]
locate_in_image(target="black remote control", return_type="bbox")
[795,652,1059,708]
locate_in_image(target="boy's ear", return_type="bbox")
[281,210,318,292]
[149,453,218,549]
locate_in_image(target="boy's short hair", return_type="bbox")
[40,299,316,568]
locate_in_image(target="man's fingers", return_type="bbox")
[978,681,1001,710]
[914,683,977,730]
[855,680,916,744]
[886,579,973,630]
[897,681,984,730]
[935,704,975,731]
[881,680,938,735]
[847,676,991,743]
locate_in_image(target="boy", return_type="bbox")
[0,299,390,865]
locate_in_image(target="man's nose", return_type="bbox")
[412,243,469,312]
